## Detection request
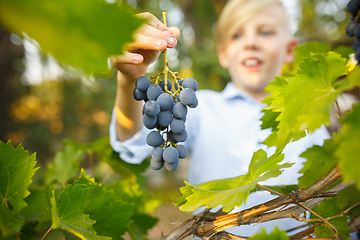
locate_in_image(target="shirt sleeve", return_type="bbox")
[109,108,152,164]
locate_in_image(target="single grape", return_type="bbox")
[347,22,356,37]
[168,131,178,143]
[170,119,185,134]
[180,88,197,107]
[182,77,198,91]
[133,88,147,101]
[164,159,179,171]
[144,100,160,117]
[174,79,182,90]
[354,23,360,37]
[173,130,187,142]
[188,96,198,108]
[346,0,360,15]
[147,84,163,100]
[146,131,164,147]
[151,158,164,170]
[171,102,188,119]
[136,76,151,91]
[143,114,157,129]
[157,110,173,127]
[157,93,175,110]
[162,147,179,164]
[160,79,173,91]
[152,146,164,161]
[176,144,188,159]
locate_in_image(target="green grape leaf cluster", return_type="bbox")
[336,103,360,189]
[0,141,38,235]
[0,0,144,76]
[311,198,350,240]
[298,138,338,189]
[263,52,360,151]
[49,184,111,240]
[175,150,292,212]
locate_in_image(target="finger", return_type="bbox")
[136,24,176,47]
[137,12,168,32]
[126,34,169,51]
[169,26,180,40]
[110,52,144,66]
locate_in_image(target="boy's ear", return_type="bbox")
[285,37,299,63]
[217,45,229,68]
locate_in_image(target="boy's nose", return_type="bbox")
[243,33,259,50]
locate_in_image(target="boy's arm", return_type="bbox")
[110,12,180,141]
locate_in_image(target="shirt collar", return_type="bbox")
[221,82,261,105]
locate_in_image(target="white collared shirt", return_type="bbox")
[109,82,330,235]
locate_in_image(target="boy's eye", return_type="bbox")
[260,31,274,36]
[233,33,242,39]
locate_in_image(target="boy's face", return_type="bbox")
[217,4,297,96]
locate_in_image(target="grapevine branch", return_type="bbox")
[161,167,359,239]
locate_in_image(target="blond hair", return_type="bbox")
[215,0,289,48]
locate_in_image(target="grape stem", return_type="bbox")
[162,11,170,92]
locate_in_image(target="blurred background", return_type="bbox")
[0,0,356,238]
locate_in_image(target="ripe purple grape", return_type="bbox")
[180,88,197,107]
[171,102,187,119]
[143,114,157,129]
[152,146,164,161]
[182,77,198,91]
[346,0,360,15]
[164,159,179,171]
[157,93,175,110]
[160,79,172,91]
[136,76,151,91]
[147,84,163,100]
[151,158,164,170]
[144,100,160,117]
[173,129,187,142]
[170,119,185,133]
[162,147,179,164]
[168,131,178,143]
[176,144,188,159]
[157,110,173,127]
[133,88,147,101]
[146,131,164,147]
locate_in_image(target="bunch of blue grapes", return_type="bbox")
[346,0,360,62]
[133,74,198,171]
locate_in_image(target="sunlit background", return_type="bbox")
[0,0,355,238]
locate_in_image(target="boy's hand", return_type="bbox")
[110,12,180,85]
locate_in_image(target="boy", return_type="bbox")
[109,0,330,236]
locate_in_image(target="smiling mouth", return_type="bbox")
[242,58,262,70]
[244,59,259,66]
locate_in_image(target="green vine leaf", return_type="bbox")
[312,198,350,240]
[0,0,144,76]
[0,141,38,235]
[298,138,339,189]
[264,52,360,151]
[74,169,133,240]
[336,103,360,189]
[260,76,287,131]
[50,184,111,240]
[175,150,293,212]
[107,180,160,237]
[292,42,331,72]
[249,227,289,240]
[45,144,84,187]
